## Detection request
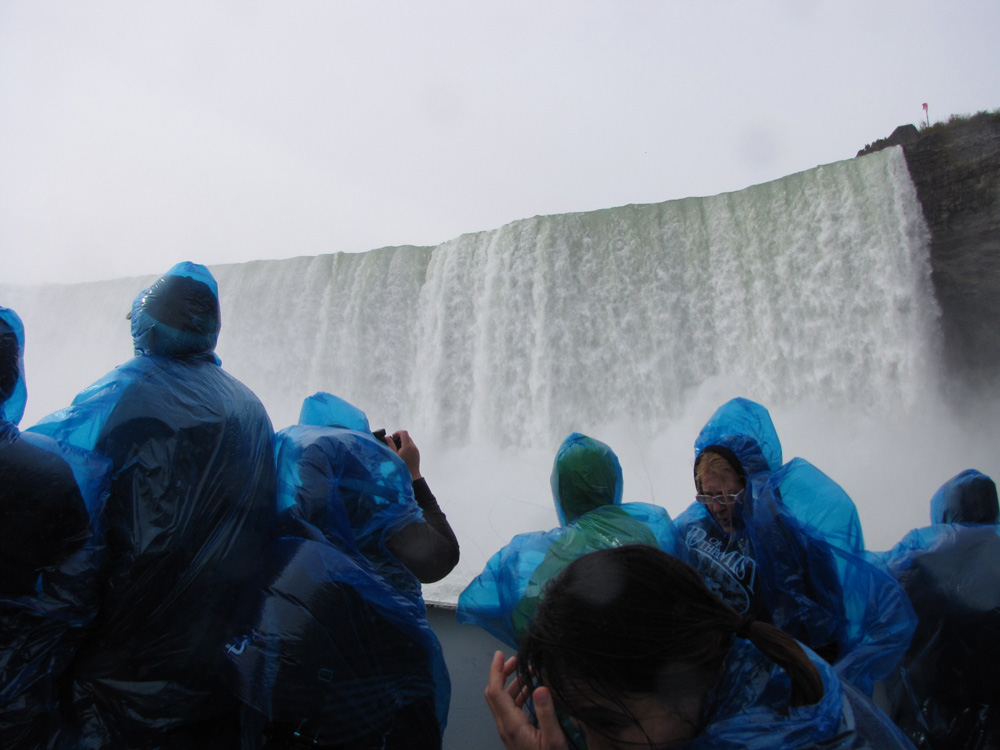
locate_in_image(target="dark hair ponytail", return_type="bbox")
[518,545,824,733]
[731,616,824,707]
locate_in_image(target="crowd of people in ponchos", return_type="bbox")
[1,262,998,750]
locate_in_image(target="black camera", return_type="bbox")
[372,429,402,449]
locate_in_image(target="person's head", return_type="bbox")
[299,392,371,433]
[930,469,999,525]
[693,398,782,479]
[551,433,623,525]
[693,448,746,534]
[130,262,221,358]
[0,306,27,425]
[518,545,823,750]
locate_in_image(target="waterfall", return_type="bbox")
[213,146,938,444]
[5,146,998,601]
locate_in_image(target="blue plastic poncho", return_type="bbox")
[0,306,26,425]
[28,263,277,748]
[298,390,371,433]
[929,467,998,524]
[551,432,623,525]
[693,396,784,478]
[685,397,864,552]
[458,503,683,649]
[257,393,449,741]
[877,469,1000,749]
[458,433,681,648]
[280,392,428,597]
[0,306,111,749]
[676,398,914,695]
[221,532,449,749]
[689,638,914,749]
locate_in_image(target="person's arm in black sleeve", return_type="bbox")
[383,430,460,583]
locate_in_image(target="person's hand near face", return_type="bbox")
[485,651,570,750]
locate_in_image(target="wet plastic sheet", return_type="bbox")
[221,534,448,748]
[0,306,27,425]
[690,398,863,552]
[693,639,914,749]
[930,468,998,525]
[550,432,623,525]
[275,423,425,597]
[457,503,683,648]
[27,263,277,747]
[679,398,914,695]
[270,411,450,740]
[1,305,113,748]
[746,470,916,695]
[877,470,1000,748]
[694,397,783,477]
[0,428,110,749]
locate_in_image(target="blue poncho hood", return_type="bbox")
[129,261,221,359]
[693,397,783,481]
[277,395,423,599]
[299,392,371,433]
[930,469,998,525]
[0,306,27,425]
[550,432,623,525]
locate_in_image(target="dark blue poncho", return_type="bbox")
[0,305,111,749]
[221,392,449,748]
[878,469,1000,749]
[29,263,277,748]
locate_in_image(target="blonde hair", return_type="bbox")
[695,450,743,493]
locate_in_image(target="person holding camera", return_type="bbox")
[225,391,457,749]
[286,391,459,588]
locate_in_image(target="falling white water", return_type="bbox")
[4,147,999,603]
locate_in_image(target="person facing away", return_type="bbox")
[266,392,457,749]
[30,262,277,749]
[550,431,624,525]
[457,432,681,648]
[0,306,91,596]
[280,391,459,589]
[878,469,1000,749]
[0,306,111,749]
[674,397,915,695]
[486,544,915,750]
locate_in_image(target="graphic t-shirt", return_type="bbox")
[685,522,766,617]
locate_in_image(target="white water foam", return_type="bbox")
[4,147,998,603]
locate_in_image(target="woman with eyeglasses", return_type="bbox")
[485,545,914,750]
[675,397,787,623]
[674,397,916,695]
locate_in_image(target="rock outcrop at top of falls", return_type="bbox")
[860,110,1000,394]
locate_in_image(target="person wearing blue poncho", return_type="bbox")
[0,306,111,749]
[674,397,915,695]
[485,545,915,750]
[878,469,1000,749]
[282,391,459,592]
[220,514,452,749]
[457,433,682,649]
[233,392,454,749]
[29,263,276,749]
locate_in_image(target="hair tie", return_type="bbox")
[735,615,755,639]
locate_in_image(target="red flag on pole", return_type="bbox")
[922,103,928,110]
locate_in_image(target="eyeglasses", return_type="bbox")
[695,488,745,506]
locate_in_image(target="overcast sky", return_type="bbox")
[2,0,998,287]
